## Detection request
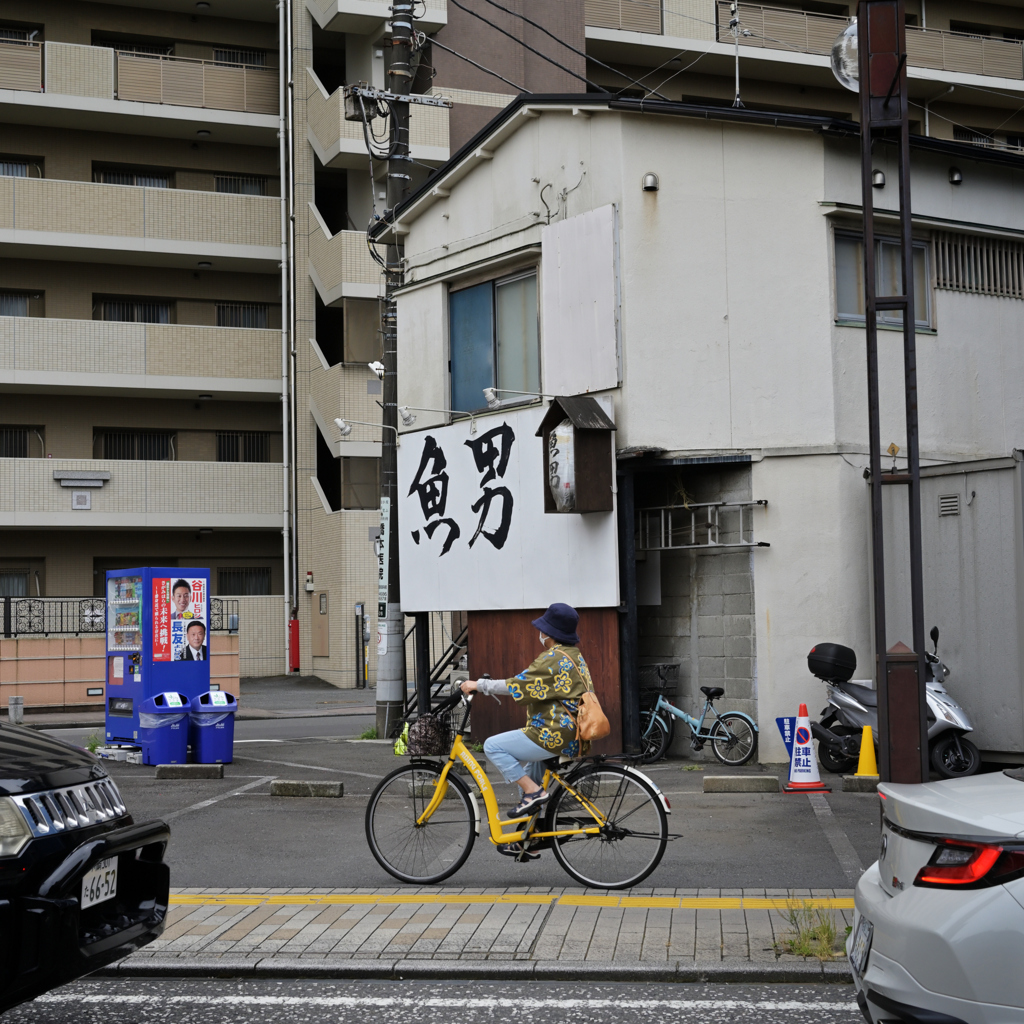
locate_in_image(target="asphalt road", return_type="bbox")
[9,979,862,1023]
[43,718,881,890]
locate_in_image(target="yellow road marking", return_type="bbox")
[169,893,854,911]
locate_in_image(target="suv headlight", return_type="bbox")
[0,797,31,857]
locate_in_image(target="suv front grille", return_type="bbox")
[13,779,126,837]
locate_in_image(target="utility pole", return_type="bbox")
[375,0,415,739]
[730,1,744,108]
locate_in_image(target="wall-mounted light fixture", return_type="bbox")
[399,405,478,434]
[949,167,963,186]
[871,169,885,188]
[483,387,553,409]
[642,172,660,192]
[335,417,400,445]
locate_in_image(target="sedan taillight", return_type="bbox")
[915,839,1024,888]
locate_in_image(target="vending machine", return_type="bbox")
[104,568,211,745]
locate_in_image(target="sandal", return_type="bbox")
[508,788,549,818]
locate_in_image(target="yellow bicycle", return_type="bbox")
[365,693,671,888]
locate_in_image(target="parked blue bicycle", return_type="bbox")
[640,686,758,765]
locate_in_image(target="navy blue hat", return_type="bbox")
[532,603,579,646]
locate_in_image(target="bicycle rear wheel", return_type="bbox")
[365,762,476,884]
[710,713,758,766]
[546,764,668,889]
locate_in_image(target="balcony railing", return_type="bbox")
[308,210,382,303]
[0,317,280,384]
[116,51,277,113]
[0,39,41,91]
[714,3,1024,79]
[306,69,449,165]
[0,39,278,112]
[0,177,280,249]
[0,459,282,522]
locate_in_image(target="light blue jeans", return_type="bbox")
[483,729,551,786]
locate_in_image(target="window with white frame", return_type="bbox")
[835,231,932,328]
[448,270,539,412]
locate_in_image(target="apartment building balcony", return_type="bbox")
[0,458,282,529]
[0,40,277,143]
[0,177,280,270]
[308,207,382,305]
[307,0,446,37]
[0,317,281,399]
[583,1,1024,85]
[308,357,383,460]
[306,70,450,171]
[713,3,1024,80]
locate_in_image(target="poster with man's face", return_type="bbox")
[153,577,208,662]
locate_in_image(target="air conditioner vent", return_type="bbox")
[939,494,960,517]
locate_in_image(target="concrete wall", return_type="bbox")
[0,634,240,710]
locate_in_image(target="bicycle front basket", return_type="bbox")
[406,709,455,756]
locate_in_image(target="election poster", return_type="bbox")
[153,576,209,662]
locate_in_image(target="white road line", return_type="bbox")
[808,792,865,885]
[162,776,277,821]
[233,755,383,779]
[233,739,287,744]
[37,994,854,1011]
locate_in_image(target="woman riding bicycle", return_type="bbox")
[460,602,594,822]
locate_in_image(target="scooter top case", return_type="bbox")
[807,643,857,682]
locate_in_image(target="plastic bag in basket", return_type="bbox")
[393,722,409,755]
[406,715,447,756]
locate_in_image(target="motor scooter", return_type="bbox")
[808,628,980,778]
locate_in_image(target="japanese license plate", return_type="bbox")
[850,914,873,977]
[81,857,118,909]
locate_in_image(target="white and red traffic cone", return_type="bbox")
[783,703,832,793]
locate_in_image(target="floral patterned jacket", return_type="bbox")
[506,645,594,757]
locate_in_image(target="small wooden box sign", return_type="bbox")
[535,396,616,514]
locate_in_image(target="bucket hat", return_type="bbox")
[532,603,580,645]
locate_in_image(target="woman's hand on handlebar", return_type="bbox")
[460,679,478,695]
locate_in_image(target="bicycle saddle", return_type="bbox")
[700,686,725,699]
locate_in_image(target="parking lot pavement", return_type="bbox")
[8,979,862,1023]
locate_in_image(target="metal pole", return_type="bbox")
[857,3,888,778]
[617,466,640,754]
[414,611,431,716]
[858,0,927,782]
[730,1,744,108]
[375,1,415,738]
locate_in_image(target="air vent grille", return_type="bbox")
[939,494,961,517]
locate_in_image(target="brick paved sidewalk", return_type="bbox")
[116,887,854,979]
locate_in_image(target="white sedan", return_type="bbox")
[850,768,1024,1023]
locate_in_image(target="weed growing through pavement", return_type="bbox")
[85,733,102,754]
[681,764,704,771]
[357,726,378,740]
[775,904,846,961]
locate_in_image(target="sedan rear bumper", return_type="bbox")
[852,862,1024,1024]
[0,819,170,1014]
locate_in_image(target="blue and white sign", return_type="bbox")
[776,716,796,759]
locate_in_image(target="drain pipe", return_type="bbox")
[285,0,298,631]
[278,0,292,675]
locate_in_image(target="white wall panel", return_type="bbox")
[540,204,620,396]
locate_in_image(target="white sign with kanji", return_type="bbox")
[396,404,619,612]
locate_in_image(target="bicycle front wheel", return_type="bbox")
[547,765,667,889]
[365,762,476,884]
[710,713,758,766]
[639,714,670,764]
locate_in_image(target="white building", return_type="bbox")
[376,95,1024,762]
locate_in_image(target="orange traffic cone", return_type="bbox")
[783,703,832,793]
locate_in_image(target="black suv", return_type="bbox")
[0,723,169,1014]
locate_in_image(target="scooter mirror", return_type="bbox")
[930,626,940,649]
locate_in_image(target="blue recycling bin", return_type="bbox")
[189,691,238,764]
[138,692,190,766]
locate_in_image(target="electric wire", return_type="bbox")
[474,0,672,101]
[446,0,609,92]
[428,35,531,93]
